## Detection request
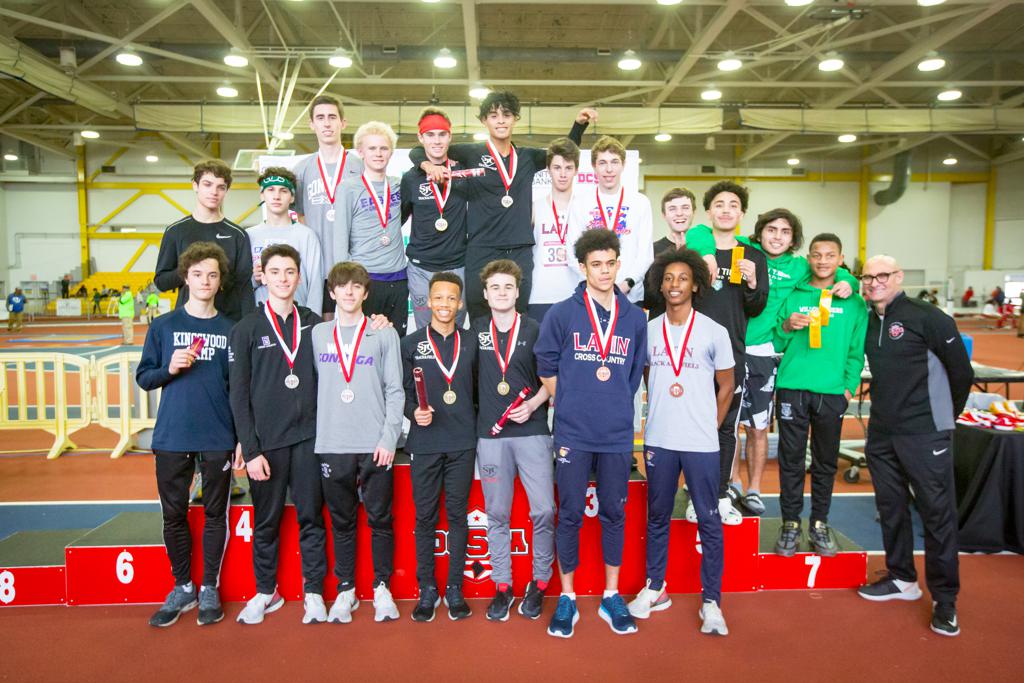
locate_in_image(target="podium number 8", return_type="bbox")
[116,551,135,585]
[804,555,821,588]
[0,570,15,604]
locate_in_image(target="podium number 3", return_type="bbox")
[584,486,599,518]
[0,570,14,603]
[804,555,821,588]
[116,551,135,584]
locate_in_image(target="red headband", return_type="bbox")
[419,114,451,135]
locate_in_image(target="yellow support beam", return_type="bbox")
[120,241,152,273]
[88,189,145,232]
[76,144,91,278]
[858,165,870,266]
[88,146,130,184]
[234,202,261,225]
[87,181,258,191]
[644,171,988,184]
[157,190,191,216]
[89,233,164,240]
[983,165,997,270]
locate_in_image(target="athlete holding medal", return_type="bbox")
[628,249,735,636]
[312,261,404,624]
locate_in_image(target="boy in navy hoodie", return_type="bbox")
[535,229,647,638]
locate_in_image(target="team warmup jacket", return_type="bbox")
[535,281,647,453]
[136,307,235,452]
[401,163,471,271]
[774,282,867,396]
[401,326,478,455]
[472,314,550,439]
[153,216,255,322]
[228,304,321,462]
[407,121,587,250]
[865,292,973,435]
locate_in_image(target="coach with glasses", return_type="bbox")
[854,255,973,638]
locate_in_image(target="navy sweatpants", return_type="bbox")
[554,446,632,573]
[644,446,724,604]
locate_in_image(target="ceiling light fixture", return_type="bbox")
[80,130,100,139]
[917,0,946,7]
[701,87,722,101]
[656,0,683,6]
[434,48,457,69]
[787,157,800,166]
[655,132,672,142]
[216,84,238,98]
[275,131,295,141]
[942,156,958,166]
[838,134,857,143]
[4,153,18,161]
[473,132,489,141]
[115,49,143,67]
[937,88,962,101]
[785,0,814,6]
[917,52,946,72]
[818,52,844,72]
[617,50,642,71]
[224,50,248,68]
[145,153,159,163]
[469,84,490,100]
[717,53,742,72]
[329,50,353,69]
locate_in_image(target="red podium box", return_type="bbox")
[0,530,84,607]
[663,517,761,594]
[755,520,867,590]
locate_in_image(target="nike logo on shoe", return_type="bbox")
[933,448,948,455]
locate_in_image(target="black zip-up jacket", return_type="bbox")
[865,292,973,435]
[228,303,321,460]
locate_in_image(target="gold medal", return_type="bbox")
[443,389,457,405]
[497,380,510,396]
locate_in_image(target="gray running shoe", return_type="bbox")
[808,520,838,557]
[774,521,801,557]
[149,583,198,627]
[197,585,223,625]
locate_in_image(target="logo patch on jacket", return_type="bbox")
[888,322,905,340]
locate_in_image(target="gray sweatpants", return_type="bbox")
[476,434,555,585]
[407,261,467,330]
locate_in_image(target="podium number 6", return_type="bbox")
[116,551,135,585]
[804,555,821,588]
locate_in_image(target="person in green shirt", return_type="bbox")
[772,233,866,557]
[146,291,160,323]
[734,209,857,515]
[118,284,136,344]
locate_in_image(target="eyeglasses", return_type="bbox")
[859,270,900,285]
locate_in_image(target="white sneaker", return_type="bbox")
[373,583,400,622]
[628,579,673,619]
[236,591,284,625]
[328,588,359,624]
[699,600,729,636]
[302,593,327,624]
[685,499,698,524]
[718,497,743,526]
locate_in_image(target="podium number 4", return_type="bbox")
[804,555,821,588]
[116,551,134,585]
[235,510,253,543]
[0,570,15,603]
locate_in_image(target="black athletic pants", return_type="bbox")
[366,278,408,337]
[410,449,475,589]
[465,246,532,319]
[319,452,394,591]
[865,429,960,603]
[154,450,232,587]
[248,439,326,595]
[776,389,846,524]
[717,392,742,496]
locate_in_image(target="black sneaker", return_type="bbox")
[808,520,838,557]
[774,520,800,557]
[444,584,472,620]
[411,585,440,622]
[856,576,923,602]
[486,586,514,622]
[197,585,224,625]
[148,584,198,627]
[518,580,544,620]
[931,601,960,637]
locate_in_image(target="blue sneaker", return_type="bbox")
[598,593,638,635]
[546,595,579,638]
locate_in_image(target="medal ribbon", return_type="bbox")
[316,149,347,205]
[662,310,696,378]
[551,196,568,245]
[819,288,833,326]
[264,303,301,371]
[361,174,391,231]
[583,289,618,362]
[430,160,452,217]
[490,313,521,378]
[485,140,517,193]
[332,315,368,384]
[426,328,461,387]
[596,186,625,233]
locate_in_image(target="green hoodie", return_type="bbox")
[683,223,716,257]
[774,280,867,396]
[743,239,858,347]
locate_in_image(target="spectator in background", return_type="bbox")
[61,275,70,299]
[6,287,26,332]
[119,285,135,344]
[988,286,1005,307]
[146,291,160,323]
[91,288,102,315]
[961,286,974,307]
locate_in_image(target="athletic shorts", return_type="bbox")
[740,353,779,430]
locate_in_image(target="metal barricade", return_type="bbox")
[92,352,159,459]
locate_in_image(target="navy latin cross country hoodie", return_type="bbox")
[535,281,647,453]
